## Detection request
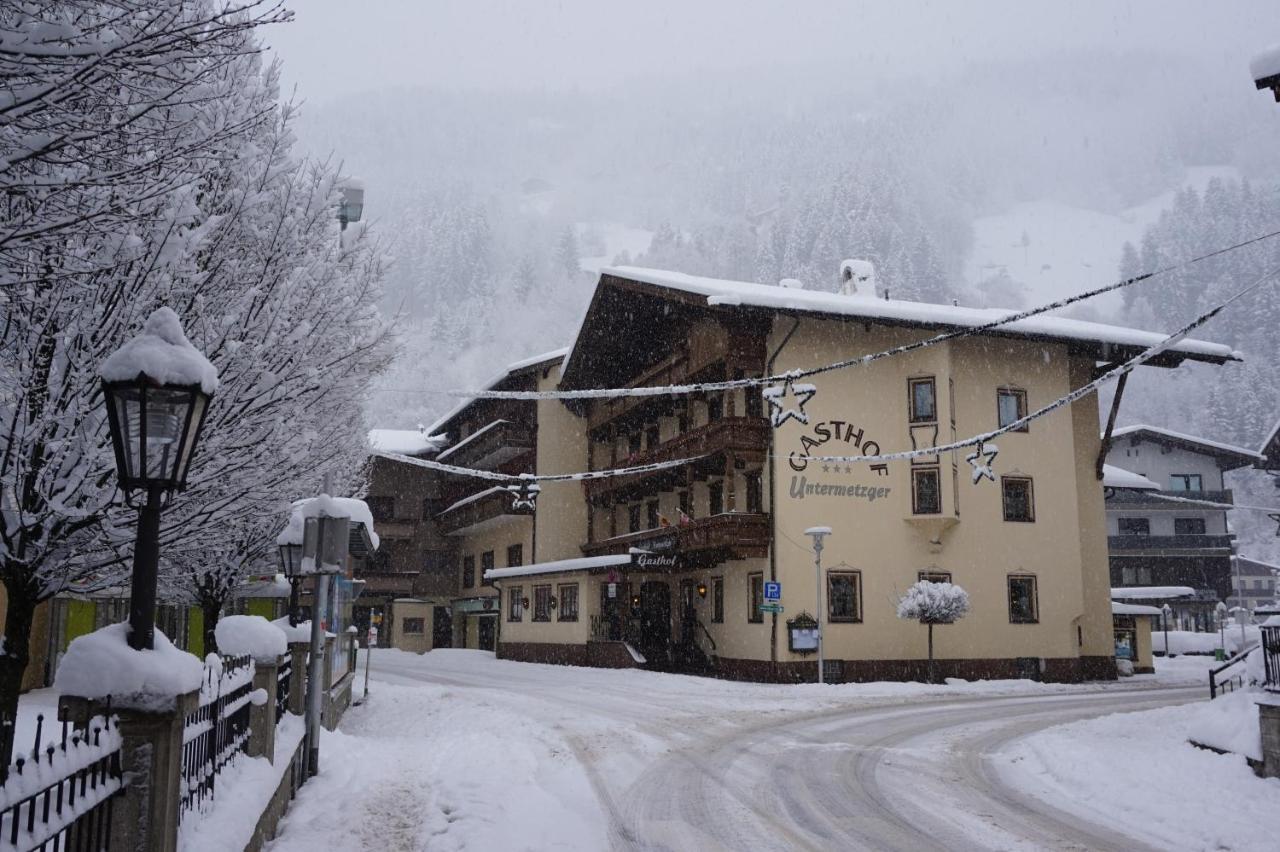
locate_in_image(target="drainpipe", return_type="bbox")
[766,316,801,672]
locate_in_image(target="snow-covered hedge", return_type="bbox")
[215,615,287,662]
[53,624,203,708]
[896,580,970,624]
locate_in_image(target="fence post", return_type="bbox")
[288,642,307,716]
[248,657,279,763]
[59,691,196,852]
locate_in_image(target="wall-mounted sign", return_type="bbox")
[787,612,820,654]
[764,581,781,602]
[607,582,617,598]
[647,534,678,553]
[787,420,883,473]
[635,552,679,570]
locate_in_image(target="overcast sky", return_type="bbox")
[266,1,1275,104]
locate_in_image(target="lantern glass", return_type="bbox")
[339,186,364,223]
[104,379,209,494]
[278,542,304,578]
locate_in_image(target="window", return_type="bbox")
[481,550,494,586]
[647,500,660,529]
[707,396,723,421]
[508,586,523,621]
[709,481,724,516]
[828,572,862,622]
[628,504,642,533]
[402,617,425,634]
[533,585,552,622]
[628,432,642,456]
[1174,517,1207,535]
[1169,474,1203,492]
[1121,565,1152,585]
[645,424,660,450]
[745,384,763,418]
[558,584,579,621]
[678,490,692,518]
[462,555,475,589]
[507,544,523,567]
[909,377,937,423]
[1118,517,1150,535]
[421,497,443,519]
[997,388,1028,431]
[366,496,395,522]
[711,577,724,623]
[745,471,763,514]
[1008,575,1038,623]
[912,468,942,514]
[1001,476,1035,522]
[748,573,764,623]
[918,570,952,584]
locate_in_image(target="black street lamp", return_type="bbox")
[278,541,304,626]
[101,308,215,651]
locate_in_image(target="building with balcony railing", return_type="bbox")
[1102,425,1262,630]
[481,264,1241,683]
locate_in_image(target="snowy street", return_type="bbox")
[264,651,1255,852]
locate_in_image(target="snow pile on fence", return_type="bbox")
[215,615,287,662]
[53,623,203,708]
[99,306,219,393]
[896,581,970,623]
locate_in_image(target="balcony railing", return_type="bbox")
[436,419,534,471]
[582,512,770,561]
[1107,534,1235,551]
[1106,489,1234,507]
[437,486,532,535]
[586,417,769,503]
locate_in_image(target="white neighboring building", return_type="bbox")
[1229,556,1279,615]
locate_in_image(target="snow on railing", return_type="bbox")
[0,710,123,851]
[180,654,257,820]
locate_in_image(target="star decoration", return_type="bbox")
[1269,513,1280,537]
[822,464,830,473]
[762,378,817,428]
[845,466,853,475]
[966,441,999,484]
[507,481,541,511]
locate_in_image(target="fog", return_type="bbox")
[262,3,1280,556]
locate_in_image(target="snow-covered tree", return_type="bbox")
[896,580,970,684]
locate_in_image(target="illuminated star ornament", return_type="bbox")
[1269,512,1280,537]
[507,480,541,511]
[966,441,999,484]
[762,378,818,428]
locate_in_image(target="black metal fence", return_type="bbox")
[1263,624,1280,693]
[276,656,292,723]
[180,654,254,819]
[0,711,123,851]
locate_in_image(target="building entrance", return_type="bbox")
[477,615,496,651]
[638,581,672,668]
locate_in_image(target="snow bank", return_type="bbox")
[53,624,203,707]
[1187,690,1263,761]
[1154,627,1260,657]
[215,615,287,662]
[100,307,218,393]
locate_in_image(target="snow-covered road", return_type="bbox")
[268,650,1208,851]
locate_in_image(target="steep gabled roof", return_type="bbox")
[426,347,567,437]
[1109,425,1263,470]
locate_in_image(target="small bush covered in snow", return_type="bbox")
[215,615,287,662]
[896,580,970,624]
[53,624,203,706]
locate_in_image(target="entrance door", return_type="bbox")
[600,581,630,641]
[477,615,496,651]
[638,581,672,667]
[678,579,699,646]
[432,606,452,649]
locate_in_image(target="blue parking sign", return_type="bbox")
[764,581,781,601]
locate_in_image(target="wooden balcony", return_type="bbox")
[436,419,535,471]
[585,417,769,504]
[1107,534,1234,553]
[437,485,533,536]
[581,512,771,562]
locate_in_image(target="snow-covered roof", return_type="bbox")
[585,266,1237,365]
[484,553,631,581]
[1109,425,1263,467]
[1233,556,1280,577]
[100,307,219,394]
[1109,586,1196,600]
[1111,601,1163,616]
[276,495,379,551]
[438,485,510,517]
[1101,465,1159,491]
[368,428,447,456]
[1251,43,1280,82]
[425,347,567,436]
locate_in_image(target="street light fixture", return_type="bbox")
[101,308,216,651]
[804,526,832,685]
[277,541,305,626]
[1161,603,1174,659]
[1216,601,1228,658]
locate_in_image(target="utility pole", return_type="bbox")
[805,527,832,684]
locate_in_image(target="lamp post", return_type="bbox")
[804,526,832,685]
[1217,601,1228,659]
[1161,603,1174,659]
[101,308,215,651]
[338,179,365,231]
[277,541,304,626]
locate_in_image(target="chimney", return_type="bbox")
[839,259,877,298]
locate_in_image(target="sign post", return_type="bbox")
[804,527,832,684]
